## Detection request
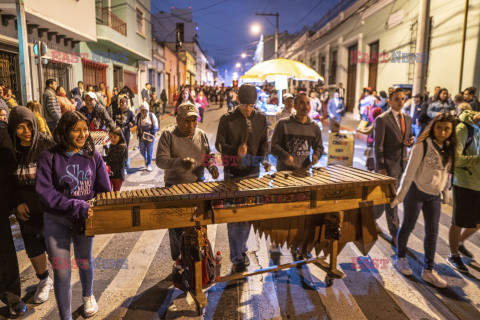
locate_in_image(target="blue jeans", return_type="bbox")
[397,183,441,270]
[412,124,421,139]
[139,138,155,166]
[44,213,94,320]
[227,222,250,264]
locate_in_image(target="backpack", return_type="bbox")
[422,122,474,161]
[172,227,220,292]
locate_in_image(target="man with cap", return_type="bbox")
[136,101,159,172]
[215,83,271,273]
[276,93,295,122]
[79,92,115,131]
[156,102,219,261]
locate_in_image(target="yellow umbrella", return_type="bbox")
[241,58,324,82]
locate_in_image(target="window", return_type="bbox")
[82,59,106,87]
[310,57,316,71]
[329,50,337,84]
[136,7,145,35]
[124,70,138,94]
[319,55,326,76]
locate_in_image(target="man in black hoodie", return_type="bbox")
[8,106,56,305]
[215,84,270,273]
[0,120,27,317]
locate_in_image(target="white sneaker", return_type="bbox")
[83,295,98,317]
[422,269,447,288]
[394,257,413,276]
[146,165,152,172]
[33,276,53,304]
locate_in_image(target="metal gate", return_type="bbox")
[42,61,71,91]
[0,50,21,104]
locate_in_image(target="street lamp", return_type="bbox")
[241,53,247,59]
[251,24,261,34]
[235,62,241,68]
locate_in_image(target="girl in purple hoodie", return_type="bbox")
[36,111,111,320]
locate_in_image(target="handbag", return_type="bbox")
[142,132,154,142]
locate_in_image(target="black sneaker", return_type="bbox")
[242,252,250,267]
[459,244,474,258]
[9,299,27,318]
[447,254,469,274]
[231,262,246,274]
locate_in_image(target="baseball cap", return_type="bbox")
[238,84,257,104]
[177,102,199,119]
[85,92,97,101]
[283,93,294,100]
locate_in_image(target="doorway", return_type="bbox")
[346,44,358,112]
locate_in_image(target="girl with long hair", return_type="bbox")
[174,88,194,115]
[36,111,111,319]
[26,100,51,137]
[103,127,128,191]
[392,113,456,288]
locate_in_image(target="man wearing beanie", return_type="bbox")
[215,83,270,273]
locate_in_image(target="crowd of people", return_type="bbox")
[1,76,480,319]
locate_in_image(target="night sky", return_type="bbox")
[152,0,338,83]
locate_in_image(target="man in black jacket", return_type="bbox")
[215,84,270,273]
[0,122,27,317]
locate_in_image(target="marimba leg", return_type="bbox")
[323,211,345,286]
[193,260,207,314]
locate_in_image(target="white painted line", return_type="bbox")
[93,230,166,318]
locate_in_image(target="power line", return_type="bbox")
[296,0,329,25]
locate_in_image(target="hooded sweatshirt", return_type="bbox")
[36,148,111,220]
[453,110,480,191]
[8,107,55,225]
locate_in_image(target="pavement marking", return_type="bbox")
[17,249,30,274]
[301,250,368,320]
[349,242,447,320]
[23,234,115,319]
[93,229,166,319]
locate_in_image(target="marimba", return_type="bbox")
[85,165,395,313]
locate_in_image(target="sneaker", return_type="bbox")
[242,252,250,267]
[34,276,53,304]
[459,244,474,258]
[422,269,447,288]
[394,257,413,276]
[83,295,98,317]
[9,299,26,318]
[146,165,152,172]
[447,254,469,274]
[231,262,246,274]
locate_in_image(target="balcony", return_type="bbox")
[96,6,127,37]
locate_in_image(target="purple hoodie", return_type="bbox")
[36,150,111,219]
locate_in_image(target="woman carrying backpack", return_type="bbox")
[391,113,456,287]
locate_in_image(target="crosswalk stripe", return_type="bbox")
[17,249,30,274]
[301,249,368,320]
[93,230,166,319]
[349,242,447,319]
[23,234,115,319]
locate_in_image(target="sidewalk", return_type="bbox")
[337,112,367,143]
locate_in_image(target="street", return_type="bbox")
[4,103,480,320]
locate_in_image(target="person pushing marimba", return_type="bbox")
[156,102,219,262]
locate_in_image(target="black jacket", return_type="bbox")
[8,107,55,224]
[0,122,16,216]
[215,108,268,178]
[79,105,115,130]
[104,143,128,180]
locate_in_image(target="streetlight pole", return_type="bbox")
[255,12,279,59]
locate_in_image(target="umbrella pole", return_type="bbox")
[278,89,282,108]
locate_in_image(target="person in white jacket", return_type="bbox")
[391,113,457,288]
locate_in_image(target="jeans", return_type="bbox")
[227,222,250,264]
[44,213,94,320]
[169,228,183,261]
[397,183,441,270]
[412,124,421,139]
[139,138,155,166]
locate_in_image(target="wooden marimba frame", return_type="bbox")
[84,165,396,313]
